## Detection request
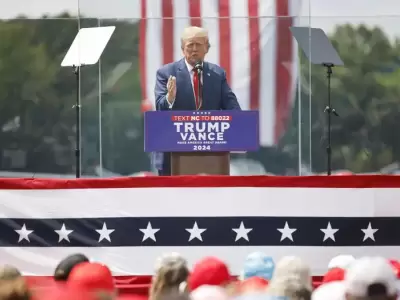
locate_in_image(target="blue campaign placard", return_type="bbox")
[144,110,259,152]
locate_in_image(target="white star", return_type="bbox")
[139,222,160,242]
[96,222,115,242]
[232,222,253,241]
[277,222,297,242]
[55,224,73,243]
[361,222,379,242]
[320,222,339,242]
[186,222,206,241]
[15,224,33,242]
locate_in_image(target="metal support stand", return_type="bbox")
[73,66,81,178]
[323,63,339,176]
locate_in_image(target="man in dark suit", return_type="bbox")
[154,26,241,176]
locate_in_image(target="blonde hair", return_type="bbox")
[272,256,312,290]
[181,27,209,48]
[0,278,31,300]
[149,253,189,300]
[0,266,21,281]
[266,257,312,300]
[267,274,311,300]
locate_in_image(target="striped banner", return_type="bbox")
[0,176,399,276]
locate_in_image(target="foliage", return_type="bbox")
[1,15,400,175]
[282,24,400,173]
[0,14,147,175]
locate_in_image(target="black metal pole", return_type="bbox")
[73,66,81,178]
[327,66,332,175]
[323,64,338,176]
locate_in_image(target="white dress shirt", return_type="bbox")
[185,59,203,90]
[168,60,203,109]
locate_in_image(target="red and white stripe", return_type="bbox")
[139,0,301,146]
[1,176,400,276]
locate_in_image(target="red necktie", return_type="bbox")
[193,71,200,110]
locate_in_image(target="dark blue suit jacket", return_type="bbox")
[155,58,241,111]
[153,58,241,175]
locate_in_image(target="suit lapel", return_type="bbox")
[202,62,212,109]
[176,59,196,110]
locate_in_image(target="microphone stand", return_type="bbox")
[194,62,203,110]
[73,65,81,178]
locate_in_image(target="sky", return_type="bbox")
[1,0,400,39]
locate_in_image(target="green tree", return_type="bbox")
[0,14,147,175]
[288,24,400,173]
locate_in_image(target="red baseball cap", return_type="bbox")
[67,262,115,292]
[188,257,231,291]
[322,267,345,284]
[389,259,400,278]
[239,276,268,292]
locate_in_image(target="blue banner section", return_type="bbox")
[144,110,259,152]
[5,216,396,246]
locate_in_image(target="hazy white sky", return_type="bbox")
[1,0,400,38]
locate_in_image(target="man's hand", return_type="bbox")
[166,75,177,103]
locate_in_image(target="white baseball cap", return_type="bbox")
[345,257,397,297]
[328,255,355,270]
[312,282,345,300]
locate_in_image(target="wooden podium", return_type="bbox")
[171,152,230,175]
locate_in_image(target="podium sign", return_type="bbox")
[144,110,259,152]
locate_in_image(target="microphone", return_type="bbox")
[193,61,203,74]
[193,61,203,110]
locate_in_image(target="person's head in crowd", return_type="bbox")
[241,252,275,281]
[329,255,355,270]
[95,291,116,300]
[67,262,116,296]
[312,282,345,300]
[0,265,22,281]
[188,257,231,292]
[117,296,148,300]
[53,253,89,281]
[271,256,312,290]
[0,278,31,300]
[34,285,97,300]
[266,273,312,300]
[149,252,189,300]
[344,257,397,300]
[191,285,229,300]
[238,277,269,294]
[387,260,400,279]
[323,268,346,284]
[156,290,190,300]
[266,256,312,300]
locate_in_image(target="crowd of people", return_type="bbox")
[0,252,398,300]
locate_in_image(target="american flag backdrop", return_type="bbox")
[139,0,301,146]
[0,176,400,276]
